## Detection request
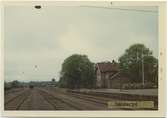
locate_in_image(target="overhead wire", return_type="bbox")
[79,6,158,13]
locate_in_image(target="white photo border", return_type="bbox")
[0,1,166,117]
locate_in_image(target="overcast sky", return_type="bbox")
[4,6,158,82]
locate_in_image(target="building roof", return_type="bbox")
[96,60,119,73]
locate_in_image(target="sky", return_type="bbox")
[4,6,158,82]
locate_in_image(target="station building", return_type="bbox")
[95,60,130,88]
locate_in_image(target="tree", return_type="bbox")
[52,78,55,82]
[11,80,20,88]
[143,56,158,83]
[59,54,95,89]
[119,44,158,84]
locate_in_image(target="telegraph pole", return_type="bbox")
[141,48,145,88]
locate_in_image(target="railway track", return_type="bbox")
[37,89,81,110]
[18,89,55,110]
[5,88,23,95]
[39,88,107,110]
[67,91,158,110]
[67,92,110,105]
[5,89,32,110]
[5,89,29,104]
[49,88,109,105]
[4,87,157,110]
[47,88,157,110]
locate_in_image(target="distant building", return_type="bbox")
[95,60,130,88]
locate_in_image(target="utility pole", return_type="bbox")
[141,48,145,88]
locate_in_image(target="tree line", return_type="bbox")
[58,44,158,89]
